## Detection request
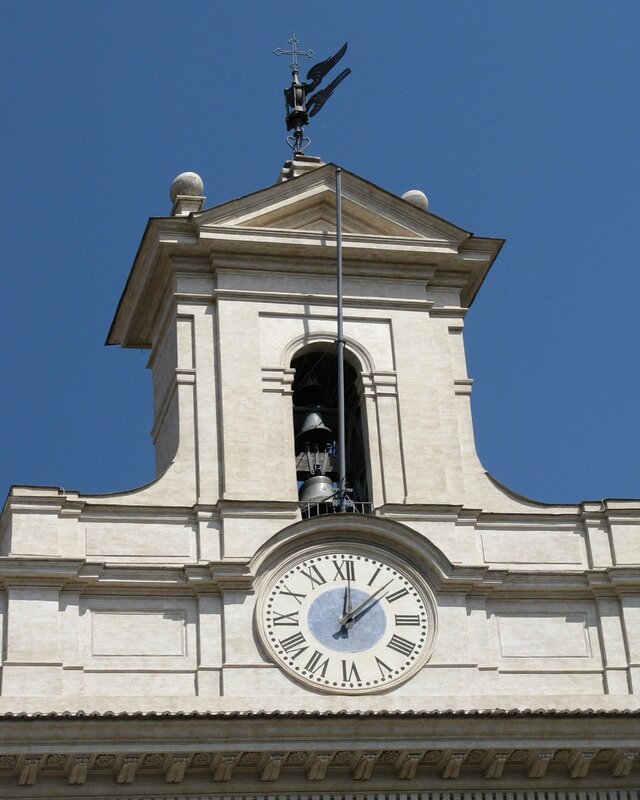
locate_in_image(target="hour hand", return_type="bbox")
[333,589,351,639]
[341,586,350,619]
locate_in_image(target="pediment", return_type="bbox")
[245,192,418,236]
[110,163,504,347]
[195,164,470,245]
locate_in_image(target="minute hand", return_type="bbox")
[339,580,393,627]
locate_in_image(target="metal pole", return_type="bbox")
[336,166,347,511]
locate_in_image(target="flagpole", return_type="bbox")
[336,166,347,511]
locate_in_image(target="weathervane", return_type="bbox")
[274,34,351,155]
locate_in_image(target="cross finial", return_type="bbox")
[273,32,314,73]
[274,35,351,156]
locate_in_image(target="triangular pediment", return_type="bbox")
[110,163,504,347]
[243,192,420,236]
[194,164,470,245]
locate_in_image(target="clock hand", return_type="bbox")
[333,586,352,639]
[339,579,392,627]
[344,591,388,629]
[346,596,381,628]
[334,577,355,637]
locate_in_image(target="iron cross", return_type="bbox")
[273,33,314,72]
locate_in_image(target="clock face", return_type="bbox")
[259,546,433,693]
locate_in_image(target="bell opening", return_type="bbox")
[291,349,370,507]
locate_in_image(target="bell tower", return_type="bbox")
[106,159,506,521]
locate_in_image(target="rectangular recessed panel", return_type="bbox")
[497,613,590,658]
[86,524,192,558]
[91,611,186,657]
[481,530,583,565]
[612,524,640,565]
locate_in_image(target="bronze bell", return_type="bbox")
[295,411,333,447]
[299,475,334,504]
[294,376,326,407]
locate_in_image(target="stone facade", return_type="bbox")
[0,159,638,797]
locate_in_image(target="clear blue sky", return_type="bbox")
[0,1,638,504]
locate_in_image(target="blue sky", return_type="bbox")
[0,1,638,504]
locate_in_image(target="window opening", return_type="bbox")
[292,350,370,516]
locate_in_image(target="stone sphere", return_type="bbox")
[401,189,429,211]
[169,171,204,202]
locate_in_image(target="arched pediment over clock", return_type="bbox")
[250,513,454,589]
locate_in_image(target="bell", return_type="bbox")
[295,411,333,447]
[299,475,334,503]
[294,376,326,407]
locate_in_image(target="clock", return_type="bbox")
[257,544,435,693]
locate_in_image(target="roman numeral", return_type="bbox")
[386,587,409,604]
[304,650,330,677]
[279,632,308,659]
[332,559,355,581]
[395,614,420,626]
[367,566,382,586]
[272,610,299,626]
[278,584,306,604]
[375,656,393,677]
[341,660,361,683]
[387,634,416,657]
[299,564,327,588]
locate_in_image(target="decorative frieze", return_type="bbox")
[0,744,637,788]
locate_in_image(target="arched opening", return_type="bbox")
[291,349,370,516]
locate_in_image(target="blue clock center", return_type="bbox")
[307,587,387,653]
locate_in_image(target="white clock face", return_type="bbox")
[259,547,432,693]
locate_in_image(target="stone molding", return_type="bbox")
[1,745,638,790]
[1,711,638,791]
[6,490,640,531]
[1,558,640,597]
[5,488,640,541]
[260,367,295,395]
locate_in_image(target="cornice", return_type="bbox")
[0,559,254,594]
[2,706,639,719]
[0,555,636,597]
[211,288,433,311]
[198,226,460,254]
[0,710,638,790]
[210,252,440,277]
[0,557,85,587]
